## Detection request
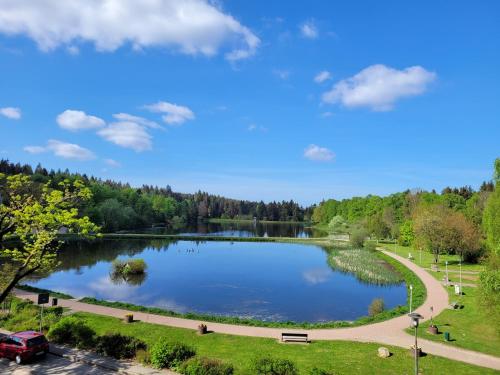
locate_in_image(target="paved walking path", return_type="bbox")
[14,250,500,371]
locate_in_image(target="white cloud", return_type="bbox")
[273,69,290,80]
[0,107,21,119]
[47,140,95,160]
[300,20,318,39]
[144,101,195,125]
[314,70,331,83]
[57,110,105,131]
[247,124,268,132]
[104,158,121,168]
[66,45,79,55]
[322,64,436,111]
[304,144,334,162]
[0,0,259,61]
[320,111,333,118]
[98,121,152,152]
[112,113,160,129]
[23,145,46,154]
[24,140,95,160]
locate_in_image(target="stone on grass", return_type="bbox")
[378,347,390,358]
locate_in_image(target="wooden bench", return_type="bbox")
[281,332,309,343]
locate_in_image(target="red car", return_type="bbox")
[0,331,49,364]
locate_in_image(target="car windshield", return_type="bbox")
[26,336,47,347]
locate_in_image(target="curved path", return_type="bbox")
[15,250,500,371]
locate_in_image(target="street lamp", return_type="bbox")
[408,312,423,375]
[445,261,449,286]
[459,261,462,294]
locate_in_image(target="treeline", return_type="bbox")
[313,163,498,262]
[0,160,311,232]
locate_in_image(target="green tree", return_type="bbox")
[398,220,415,246]
[327,215,346,233]
[479,158,500,321]
[0,174,99,303]
[413,204,479,263]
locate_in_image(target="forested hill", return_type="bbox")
[312,182,494,240]
[0,159,312,232]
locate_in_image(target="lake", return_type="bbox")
[27,239,406,323]
[125,221,326,238]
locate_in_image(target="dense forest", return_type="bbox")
[0,159,312,232]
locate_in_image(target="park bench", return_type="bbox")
[281,332,309,343]
[449,301,459,309]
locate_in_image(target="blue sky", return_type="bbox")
[0,0,498,205]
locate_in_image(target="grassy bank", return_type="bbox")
[328,248,403,284]
[408,286,499,356]
[207,218,306,225]
[79,296,410,329]
[95,233,333,247]
[16,284,74,299]
[77,312,496,375]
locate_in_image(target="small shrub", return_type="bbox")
[350,228,369,248]
[135,349,151,365]
[95,333,146,359]
[368,298,385,317]
[253,356,298,375]
[180,357,234,375]
[363,240,377,252]
[48,316,95,349]
[310,368,334,375]
[112,258,147,276]
[150,339,196,369]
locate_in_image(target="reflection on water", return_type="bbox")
[126,221,326,238]
[27,239,406,322]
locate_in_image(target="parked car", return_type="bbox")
[0,331,49,364]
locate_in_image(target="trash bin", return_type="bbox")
[444,332,450,341]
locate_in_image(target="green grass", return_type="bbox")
[75,311,496,375]
[426,270,478,285]
[407,286,500,356]
[380,243,484,273]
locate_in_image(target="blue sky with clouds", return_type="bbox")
[0,0,498,205]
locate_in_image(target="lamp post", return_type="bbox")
[409,284,413,313]
[409,312,423,375]
[445,261,449,286]
[459,261,462,294]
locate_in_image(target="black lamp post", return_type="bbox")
[408,312,423,375]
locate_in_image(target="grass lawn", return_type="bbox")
[380,244,484,273]
[407,286,500,357]
[77,312,496,374]
[427,270,478,285]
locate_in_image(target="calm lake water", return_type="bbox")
[28,239,406,322]
[127,221,326,238]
